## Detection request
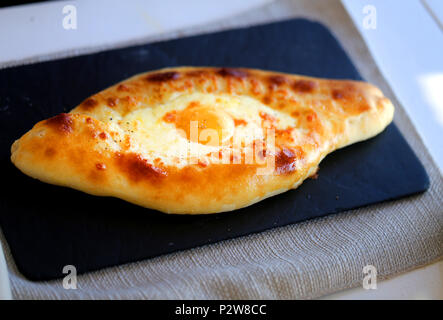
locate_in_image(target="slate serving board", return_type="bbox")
[0,19,429,281]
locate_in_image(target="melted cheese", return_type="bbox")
[119,92,296,168]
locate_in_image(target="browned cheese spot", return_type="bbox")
[115,152,167,183]
[275,147,304,174]
[45,113,73,134]
[96,163,107,170]
[145,71,180,82]
[107,97,118,107]
[81,98,98,111]
[117,84,130,92]
[292,80,317,93]
[332,89,344,100]
[44,147,56,158]
[216,68,249,78]
[267,75,288,88]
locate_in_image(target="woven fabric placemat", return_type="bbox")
[1,0,441,299]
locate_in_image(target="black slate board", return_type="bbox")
[0,19,429,281]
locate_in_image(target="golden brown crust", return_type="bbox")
[10,67,394,214]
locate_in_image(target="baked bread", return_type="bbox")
[10,67,394,214]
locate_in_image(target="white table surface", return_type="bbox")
[0,243,11,300]
[0,0,441,300]
[335,0,443,299]
[322,260,443,300]
[342,0,443,174]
